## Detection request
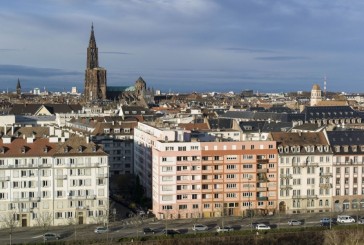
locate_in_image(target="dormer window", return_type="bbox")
[361,145,364,152]
[124,128,130,133]
[103,128,110,134]
[352,145,358,152]
[21,147,26,154]
[335,146,340,152]
[114,128,120,134]
[92,146,97,152]
[43,147,48,153]
[78,146,83,153]
[343,146,349,152]
[64,146,68,153]
[0,147,4,154]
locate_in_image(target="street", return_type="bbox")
[0,211,361,244]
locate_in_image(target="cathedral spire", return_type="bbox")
[16,78,21,95]
[87,23,98,69]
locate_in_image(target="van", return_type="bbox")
[337,215,355,223]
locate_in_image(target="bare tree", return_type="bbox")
[35,211,53,232]
[1,211,19,245]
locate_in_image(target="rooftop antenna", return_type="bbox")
[324,74,327,98]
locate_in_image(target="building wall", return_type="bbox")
[0,137,108,227]
[151,139,278,219]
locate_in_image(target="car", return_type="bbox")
[43,233,60,241]
[94,226,109,233]
[162,229,180,235]
[337,215,355,223]
[255,224,271,230]
[143,227,155,234]
[216,226,234,232]
[320,218,333,224]
[288,220,302,226]
[192,224,208,231]
[357,217,364,224]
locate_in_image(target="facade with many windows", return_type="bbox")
[134,122,278,219]
[0,131,108,227]
[270,132,333,214]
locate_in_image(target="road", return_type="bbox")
[0,211,362,244]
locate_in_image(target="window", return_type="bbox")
[192,194,197,199]
[179,205,187,210]
[178,146,187,151]
[162,176,173,181]
[226,174,236,179]
[227,165,236,170]
[243,164,253,169]
[203,204,210,209]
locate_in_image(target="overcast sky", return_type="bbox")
[1,0,364,93]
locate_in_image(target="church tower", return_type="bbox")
[84,24,107,102]
[310,84,322,106]
[16,78,21,95]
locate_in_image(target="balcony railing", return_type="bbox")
[280,174,292,179]
[257,196,268,201]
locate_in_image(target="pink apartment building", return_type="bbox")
[134,122,278,220]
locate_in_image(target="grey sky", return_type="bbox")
[0,0,364,93]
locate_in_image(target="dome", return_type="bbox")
[312,84,321,90]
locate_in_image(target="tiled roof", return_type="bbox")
[270,132,329,146]
[0,136,106,157]
[9,104,82,115]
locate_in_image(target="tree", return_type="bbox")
[1,211,19,245]
[35,211,53,232]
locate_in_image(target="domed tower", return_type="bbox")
[310,84,322,106]
[134,76,146,96]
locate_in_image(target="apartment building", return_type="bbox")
[269,132,333,214]
[327,131,364,212]
[0,128,108,227]
[67,117,136,176]
[134,122,278,219]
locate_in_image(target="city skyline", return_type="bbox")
[1,1,364,93]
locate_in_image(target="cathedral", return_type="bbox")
[84,24,107,102]
[83,24,154,106]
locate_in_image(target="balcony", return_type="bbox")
[280,174,292,179]
[319,173,333,178]
[319,183,333,189]
[97,173,108,178]
[257,196,268,201]
[56,175,67,180]
[256,187,268,192]
[0,176,10,181]
[257,168,268,173]
[30,197,40,202]
[292,195,318,199]
[257,159,269,164]
[280,184,292,189]
[86,195,96,199]
[257,177,269,183]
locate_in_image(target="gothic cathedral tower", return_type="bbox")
[84,24,107,102]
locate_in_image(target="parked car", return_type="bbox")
[320,218,333,224]
[357,217,364,224]
[216,226,234,232]
[163,229,180,235]
[288,220,302,226]
[337,215,355,223]
[143,227,155,234]
[255,224,271,230]
[94,226,109,233]
[192,224,208,231]
[43,233,60,241]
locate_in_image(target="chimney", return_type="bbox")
[11,126,14,136]
[86,136,89,144]
[4,125,6,135]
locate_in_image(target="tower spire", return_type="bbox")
[87,23,98,69]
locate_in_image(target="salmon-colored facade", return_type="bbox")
[134,122,278,219]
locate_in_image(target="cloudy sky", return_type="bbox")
[1,0,364,93]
